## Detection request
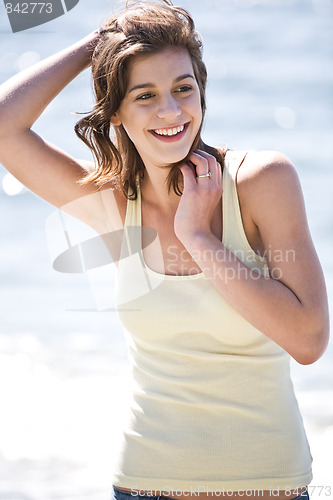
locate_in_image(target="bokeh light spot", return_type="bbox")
[17,51,41,72]
[274,106,296,129]
[2,172,26,196]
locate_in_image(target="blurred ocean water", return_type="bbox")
[0,0,332,498]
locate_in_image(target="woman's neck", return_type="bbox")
[140,166,181,214]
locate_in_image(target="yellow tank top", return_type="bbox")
[113,150,312,491]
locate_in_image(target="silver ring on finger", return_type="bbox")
[197,171,212,178]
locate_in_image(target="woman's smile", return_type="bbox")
[149,122,190,142]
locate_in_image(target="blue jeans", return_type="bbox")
[112,486,310,500]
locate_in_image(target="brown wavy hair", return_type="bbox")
[75,0,225,199]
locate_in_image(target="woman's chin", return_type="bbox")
[162,150,193,168]
[157,157,187,170]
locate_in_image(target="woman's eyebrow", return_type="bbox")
[128,73,195,94]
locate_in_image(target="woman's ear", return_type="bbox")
[110,113,122,126]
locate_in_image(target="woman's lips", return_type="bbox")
[149,122,189,142]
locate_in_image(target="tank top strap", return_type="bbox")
[118,177,141,263]
[224,150,248,179]
[222,149,249,250]
[123,176,141,228]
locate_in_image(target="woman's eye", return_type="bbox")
[175,85,193,93]
[136,93,154,101]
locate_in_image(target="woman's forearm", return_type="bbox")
[0,31,99,135]
[181,231,329,365]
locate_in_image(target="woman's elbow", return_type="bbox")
[294,314,330,365]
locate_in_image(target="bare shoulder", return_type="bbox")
[237,150,298,185]
[76,159,96,174]
[77,159,127,203]
[98,172,127,227]
[236,150,303,220]
[67,159,127,230]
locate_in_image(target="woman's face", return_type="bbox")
[112,46,203,169]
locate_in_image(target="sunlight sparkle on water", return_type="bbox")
[2,173,26,196]
[0,352,129,464]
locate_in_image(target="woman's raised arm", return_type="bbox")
[0,31,105,212]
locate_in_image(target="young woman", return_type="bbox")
[0,1,329,499]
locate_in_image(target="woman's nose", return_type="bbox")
[156,94,181,120]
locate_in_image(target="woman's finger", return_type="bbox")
[180,163,197,191]
[188,151,222,187]
[196,150,222,186]
[188,152,212,179]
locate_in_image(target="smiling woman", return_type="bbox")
[74,1,221,200]
[0,0,329,499]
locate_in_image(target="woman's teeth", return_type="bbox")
[154,124,185,136]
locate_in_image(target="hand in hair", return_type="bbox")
[174,149,222,243]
